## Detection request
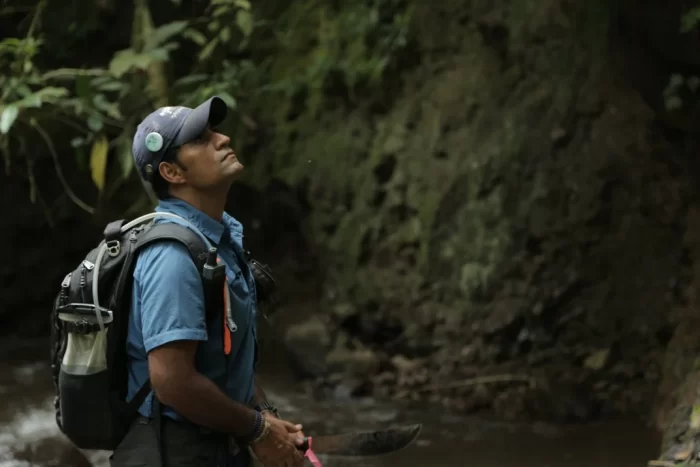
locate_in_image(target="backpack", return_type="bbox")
[49,212,228,451]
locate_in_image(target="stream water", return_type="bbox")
[0,343,661,467]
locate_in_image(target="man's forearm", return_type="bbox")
[157,370,259,438]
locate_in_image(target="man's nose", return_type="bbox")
[214,132,231,149]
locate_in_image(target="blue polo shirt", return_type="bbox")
[124,197,258,425]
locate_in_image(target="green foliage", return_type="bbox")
[681,5,700,33]
[664,4,700,112]
[0,0,412,216]
[258,0,413,114]
[0,0,257,214]
[664,73,700,111]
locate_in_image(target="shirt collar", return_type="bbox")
[222,213,244,249]
[155,197,227,245]
[154,197,245,249]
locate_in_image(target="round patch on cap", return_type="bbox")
[145,132,163,152]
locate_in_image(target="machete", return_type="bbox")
[297,423,422,456]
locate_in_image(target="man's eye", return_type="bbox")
[194,129,213,143]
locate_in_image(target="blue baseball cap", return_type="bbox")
[132,96,228,181]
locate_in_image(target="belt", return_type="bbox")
[135,415,245,456]
[136,415,225,437]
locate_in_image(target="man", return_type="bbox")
[110,96,306,467]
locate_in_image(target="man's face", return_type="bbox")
[159,127,243,190]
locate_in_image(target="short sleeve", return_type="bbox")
[135,242,208,352]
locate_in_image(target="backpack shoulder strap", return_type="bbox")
[134,222,211,270]
[123,221,223,421]
[132,221,224,321]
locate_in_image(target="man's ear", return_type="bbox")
[158,161,186,185]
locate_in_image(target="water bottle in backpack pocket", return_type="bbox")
[55,301,116,448]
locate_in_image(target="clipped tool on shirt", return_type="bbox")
[245,250,278,319]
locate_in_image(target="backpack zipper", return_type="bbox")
[59,272,72,306]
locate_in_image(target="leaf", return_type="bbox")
[236,9,254,37]
[234,0,251,10]
[41,68,107,81]
[173,74,209,87]
[691,404,700,430]
[23,92,43,108]
[145,20,189,51]
[0,105,19,134]
[93,79,125,92]
[109,49,153,77]
[87,115,104,132]
[198,37,220,62]
[71,137,85,148]
[12,87,69,110]
[16,83,32,97]
[220,26,231,42]
[583,349,609,370]
[213,6,230,17]
[183,28,207,46]
[90,133,109,190]
[93,93,123,120]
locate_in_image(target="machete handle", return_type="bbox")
[297,437,310,452]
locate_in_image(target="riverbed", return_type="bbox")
[0,347,661,467]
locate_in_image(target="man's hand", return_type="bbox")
[262,411,306,449]
[251,416,305,467]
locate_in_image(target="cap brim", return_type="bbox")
[173,96,228,146]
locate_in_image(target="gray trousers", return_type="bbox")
[109,416,252,467]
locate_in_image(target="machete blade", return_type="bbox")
[300,423,422,457]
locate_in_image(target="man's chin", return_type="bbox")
[224,161,244,176]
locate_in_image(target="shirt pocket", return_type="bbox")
[225,265,249,296]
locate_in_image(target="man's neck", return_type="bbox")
[169,188,228,221]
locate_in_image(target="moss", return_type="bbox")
[242,0,620,319]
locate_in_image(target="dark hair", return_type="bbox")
[151,147,181,200]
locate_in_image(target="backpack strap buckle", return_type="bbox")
[106,240,121,257]
[103,220,124,257]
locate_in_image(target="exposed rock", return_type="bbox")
[283,316,332,378]
[325,346,381,377]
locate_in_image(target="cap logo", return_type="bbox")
[145,132,164,152]
[159,106,185,118]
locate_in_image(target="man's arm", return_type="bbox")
[149,341,259,437]
[138,242,258,438]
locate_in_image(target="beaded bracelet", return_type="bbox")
[242,410,268,444]
[250,417,271,444]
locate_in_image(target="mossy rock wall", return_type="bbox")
[238,0,695,420]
